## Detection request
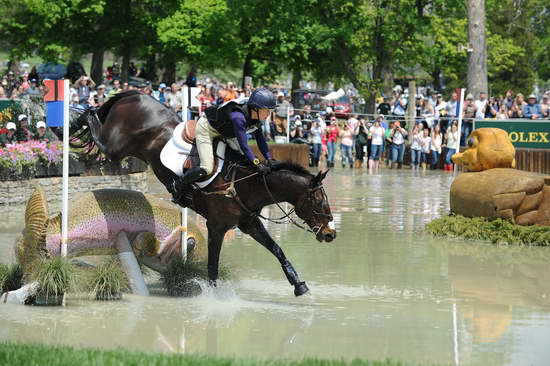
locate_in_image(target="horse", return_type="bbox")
[72,90,336,296]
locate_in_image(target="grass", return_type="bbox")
[0,342,443,366]
[161,257,229,297]
[425,214,550,246]
[0,263,23,293]
[30,257,74,301]
[84,258,129,301]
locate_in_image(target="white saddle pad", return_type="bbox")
[160,122,226,189]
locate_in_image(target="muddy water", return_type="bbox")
[1,169,550,366]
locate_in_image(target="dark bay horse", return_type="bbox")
[73,90,336,296]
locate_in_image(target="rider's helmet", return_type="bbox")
[247,88,276,109]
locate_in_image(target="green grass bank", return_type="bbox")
[0,343,445,366]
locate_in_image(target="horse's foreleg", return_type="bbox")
[206,221,230,287]
[239,218,309,297]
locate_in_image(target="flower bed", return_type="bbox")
[0,141,64,181]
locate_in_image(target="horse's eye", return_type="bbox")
[467,138,475,147]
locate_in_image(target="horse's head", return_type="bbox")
[294,170,336,243]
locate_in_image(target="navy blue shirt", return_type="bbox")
[230,111,271,162]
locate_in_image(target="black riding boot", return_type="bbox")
[171,167,208,207]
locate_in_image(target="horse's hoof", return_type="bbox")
[294,282,309,297]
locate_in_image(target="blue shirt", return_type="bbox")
[523,103,542,119]
[230,111,271,162]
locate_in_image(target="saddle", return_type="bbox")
[160,120,228,189]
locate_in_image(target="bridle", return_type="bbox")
[204,164,332,235]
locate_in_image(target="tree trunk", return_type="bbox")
[242,53,253,88]
[291,69,301,106]
[467,0,488,97]
[90,48,105,85]
[144,53,157,82]
[121,45,131,83]
[407,79,417,136]
[161,60,176,85]
[431,68,442,92]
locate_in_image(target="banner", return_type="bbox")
[474,119,550,149]
[43,79,67,127]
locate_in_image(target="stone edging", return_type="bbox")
[0,172,148,206]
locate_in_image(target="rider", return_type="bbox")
[173,87,277,200]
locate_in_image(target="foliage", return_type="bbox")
[0,342,447,366]
[161,257,229,297]
[0,141,63,181]
[0,263,23,293]
[30,257,74,300]
[84,258,129,301]
[426,214,550,246]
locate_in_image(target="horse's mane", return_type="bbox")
[97,90,142,123]
[272,161,313,177]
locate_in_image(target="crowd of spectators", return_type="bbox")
[2,64,550,171]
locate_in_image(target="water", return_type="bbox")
[1,169,550,366]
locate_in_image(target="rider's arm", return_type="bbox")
[230,111,257,162]
[253,127,271,160]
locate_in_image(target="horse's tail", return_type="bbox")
[71,90,141,158]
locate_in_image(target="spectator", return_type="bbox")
[392,98,407,119]
[353,117,369,169]
[0,86,7,99]
[0,122,17,146]
[410,124,423,170]
[503,90,514,109]
[223,82,238,102]
[508,102,523,118]
[368,117,385,172]
[128,62,137,77]
[108,79,122,98]
[325,117,339,168]
[443,122,459,171]
[33,121,58,142]
[185,70,197,87]
[16,114,33,142]
[420,99,435,128]
[430,125,442,170]
[420,128,431,171]
[24,79,41,97]
[90,84,108,107]
[273,92,291,136]
[122,82,130,91]
[309,120,323,167]
[377,97,392,116]
[484,97,498,118]
[523,94,542,119]
[496,104,509,119]
[461,94,476,146]
[155,83,167,104]
[389,120,408,169]
[339,123,354,168]
[445,92,459,120]
[540,95,549,118]
[434,94,447,128]
[74,76,95,107]
[168,83,182,116]
[515,93,526,108]
[474,92,488,119]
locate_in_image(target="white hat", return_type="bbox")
[277,91,284,97]
[18,114,28,121]
[295,121,302,126]
[6,122,16,130]
[36,121,46,128]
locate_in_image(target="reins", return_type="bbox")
[202,163,326,234]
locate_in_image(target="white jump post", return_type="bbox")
[286,106,290,143]
[180,86,189,263]
[61,79,70,257]
[453,88,466,176]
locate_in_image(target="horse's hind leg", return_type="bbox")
[239,218,309,297]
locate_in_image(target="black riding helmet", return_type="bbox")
[247,87,276,109]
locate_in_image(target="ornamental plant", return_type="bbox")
[0,141,63,180]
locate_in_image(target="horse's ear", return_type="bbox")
[311,170,329,187]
